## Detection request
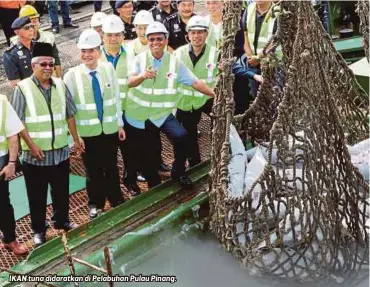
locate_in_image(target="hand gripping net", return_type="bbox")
[210,0,369,283]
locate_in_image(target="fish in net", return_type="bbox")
[210,0,369,283]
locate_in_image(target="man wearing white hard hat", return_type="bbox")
[174,15,218,168]
[125,22,215,191]
[64,29,125,220]
[125,10,154,59]
[91,11,107,39]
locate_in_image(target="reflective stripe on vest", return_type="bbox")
[175,44,218,111]
[17,78,68,151]
[73,63,119,137]
[246,3,275,55]
[0,95,8,157]
[125,52,180,121]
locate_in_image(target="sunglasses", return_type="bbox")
[148,37,165,43]
[37,62,54,68]
[22,24,35,30]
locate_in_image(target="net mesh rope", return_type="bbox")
[210,0,369,282]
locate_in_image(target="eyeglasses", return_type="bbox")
[37,62,54,68]
[148,37,165,43]
[22,24,35,31]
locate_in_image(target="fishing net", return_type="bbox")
[210,0,369,283]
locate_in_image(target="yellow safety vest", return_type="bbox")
[70,63,119,137]
[125,51,181,121]
[175,44,218,111]
[17,77,68,151]
[246,2,275,55]
[0,95,8,157]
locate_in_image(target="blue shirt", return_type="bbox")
[103,46,126,69]
[126,51,197,129]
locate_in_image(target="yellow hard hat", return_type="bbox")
[19,5,40,19]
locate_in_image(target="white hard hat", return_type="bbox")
[102,14,125,33]
[90,12,107,27]
[77,29,101,49]
[133,10,154,25]
[186,15,209,32]
[145,22,168,38]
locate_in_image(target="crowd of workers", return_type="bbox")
[0,0,274,256]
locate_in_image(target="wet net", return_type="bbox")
[210,0,369,283]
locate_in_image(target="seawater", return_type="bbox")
[74,231,369,287]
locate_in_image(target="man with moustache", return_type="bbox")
[149,0,177,23]
[163,0,195,52]
[64,29,125,219]
[125,22,215,191]
[10,42,82,246]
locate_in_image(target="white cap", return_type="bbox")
[90,12,107,27]
[77,29,101,49]
[186,15,209,32]
[133,10,154,25]
[145,22,168,38]
[102,14,125,33]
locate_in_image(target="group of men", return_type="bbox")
[0,0,275,255]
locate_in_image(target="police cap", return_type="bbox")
[115,1,131,9]
[11,16,31,30]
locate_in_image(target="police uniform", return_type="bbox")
[3,40,33,81]
[3,16,34,82]
[122,15,137,40]
[149,3,177,23]
[163,12,195,50]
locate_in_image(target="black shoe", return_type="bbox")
[159,163,172,172]
[52,27,59,34]
[63,23,78,28]
[136,172,146,182]
[89,207,102,219]
[127,183,141,197]
[54,222,77,231]
[173,175,193,189]
[33,232,46,247]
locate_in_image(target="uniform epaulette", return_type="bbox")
[5,44,17,52]
[165,13,178,21]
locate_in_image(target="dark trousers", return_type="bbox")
[22,159,70,233]
[93,0,102,11]
[234,74,253,115]
[176,100,212,167]
[159,114,188,178]
[47,0,72,28]
[0,7,20,46]
[82,133,123,209]
[123,121,161,188]
[94,1,118,15]
[0,180,16,243]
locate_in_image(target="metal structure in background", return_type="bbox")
[210,0,369,283]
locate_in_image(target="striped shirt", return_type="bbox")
[10,75,77,166]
